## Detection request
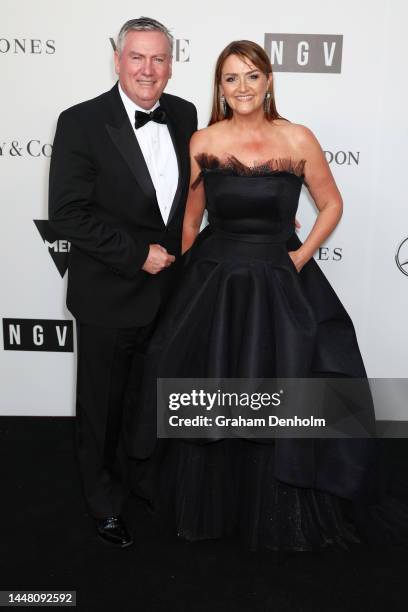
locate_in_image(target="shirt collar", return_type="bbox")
[118,83,160,121]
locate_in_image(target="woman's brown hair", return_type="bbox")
[208,40,284,125]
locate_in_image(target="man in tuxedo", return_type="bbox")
[48,17,197,548]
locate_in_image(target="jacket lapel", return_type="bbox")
[105,84,157,203]
[159,95,188,225]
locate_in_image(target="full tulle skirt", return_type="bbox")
[129,229,407,551]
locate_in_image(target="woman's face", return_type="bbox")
[220,53,271,117]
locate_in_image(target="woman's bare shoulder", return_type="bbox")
[190,121,229,153]
[281,121,319,143]
[273,120,321,156]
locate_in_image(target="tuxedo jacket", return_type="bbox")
[49,83,197,327]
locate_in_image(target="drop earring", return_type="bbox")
[264,91,271,114]
[220,95,227,117]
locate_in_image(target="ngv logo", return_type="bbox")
[3,319,73,352]
[34,220,70,277]
[109,37,190,62]
[264,34,343,73]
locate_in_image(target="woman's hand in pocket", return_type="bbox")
[288,248,309,273]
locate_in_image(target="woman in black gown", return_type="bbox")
[132,40,404,551]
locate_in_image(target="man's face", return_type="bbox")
[114,30,172,109]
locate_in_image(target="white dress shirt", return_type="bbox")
[118,84,179,225]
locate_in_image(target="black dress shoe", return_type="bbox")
[95,516,134,548]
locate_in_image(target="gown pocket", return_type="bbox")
[287,251,299,274]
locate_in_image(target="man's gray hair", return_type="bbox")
[116,17,173,55]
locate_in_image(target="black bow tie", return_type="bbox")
[134,106,167,129]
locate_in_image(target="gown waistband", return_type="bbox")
[211,225,294,245]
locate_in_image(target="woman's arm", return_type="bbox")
[289,125,343,272]
[181,131,207,254]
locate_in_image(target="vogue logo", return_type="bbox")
[3,319,73,352]
[324,151,360,166]
[34,220,70,278]
[0,141,52,157]
[264,34,343,73]
[0,39,55,54]
[395,237,408,276]
[109,38,190,62]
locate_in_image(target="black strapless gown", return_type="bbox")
[130,155,406,551]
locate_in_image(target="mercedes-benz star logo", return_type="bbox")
[395,237,408,276]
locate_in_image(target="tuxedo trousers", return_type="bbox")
[75,320,156,518]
